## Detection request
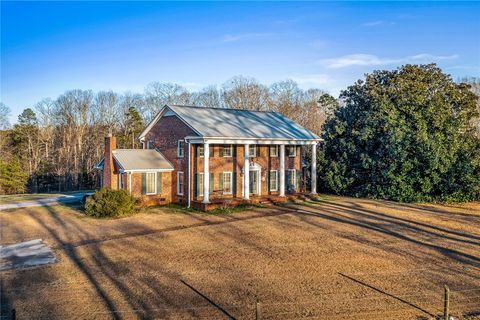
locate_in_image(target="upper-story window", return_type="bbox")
[177,140,184,158]
[222,145,233,157]
[248,145,257,157]
[197,145,204,157]
[269,145,278,157]
[147,140,154,149]
[287,145,296,157]
[197,145,215,157]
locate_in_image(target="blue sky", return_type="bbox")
[2,1,479,123]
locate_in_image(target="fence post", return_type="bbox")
[256,299,262,320]
[444,285,450,320]
[11,308,16,320]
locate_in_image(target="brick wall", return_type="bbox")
[145,115,198,204]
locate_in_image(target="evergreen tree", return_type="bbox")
[322,64,480,202]
[0,158,29,194]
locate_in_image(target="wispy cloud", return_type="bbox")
[290,74,329,87]
[318,53,459,69]
[361,20,395,27]
[223,33,271,42]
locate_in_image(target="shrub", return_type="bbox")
[85,188,136,218]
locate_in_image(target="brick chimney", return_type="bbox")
[103,134,116,189]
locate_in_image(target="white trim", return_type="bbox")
[279,145,285,197]
[177,171,184,195]
[222,171,233,194]
[120,168,174,173]
[145,172,157,195]
[185,136,321,145]
[177,140,185,158]
[243,144,250,200]
[187,141,191,207]
[203,143,210,203]
[249,167,261,196]
[139,106,202,141]
[269,145,278,157]
[269,170,278,192]
[129,172,132,194]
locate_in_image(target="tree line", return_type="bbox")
[1,66,478,202]
[0,76,337,194]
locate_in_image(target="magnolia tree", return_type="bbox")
[321,64,480,202]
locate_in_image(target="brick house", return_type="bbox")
[98,105,321,210]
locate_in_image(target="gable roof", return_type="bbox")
[139,105,321,141]
[96,149,174,172]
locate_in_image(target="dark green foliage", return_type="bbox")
[85,188,136,218]
[321,64,480,202]
[0,158,29,194]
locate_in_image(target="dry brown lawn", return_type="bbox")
[1,196,479,319]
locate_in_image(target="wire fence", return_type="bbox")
[2,284,479,320]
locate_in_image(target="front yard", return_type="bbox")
[1,197,479,319]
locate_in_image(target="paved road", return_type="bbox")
[0,193,88,211]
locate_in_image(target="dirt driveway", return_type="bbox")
[1,197,479,319]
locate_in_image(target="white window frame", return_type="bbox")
[146,172,157,195]
[177,171,184,195]
[269,145,278,157]
[222,145,233,157]
[177,140,184,158]
[198,145,204,157]
[287,146,296,157]
[269,170,278,192]
[197,172,204,197]
[223,172,233,194]
[249,145,257,157]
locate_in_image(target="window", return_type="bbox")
[269,170,278,191]
[147,140,154,149]
[222,145,233,157]
[222,172,233,194]
[177,172,184,195]
[248,145,256,157]
[196,173,204,196]
[146,172,156,195]
[197,145,204,157]
[287,169,296,191]
[287,146,296,157]
[269,145,278,157]
[177,140,184,158]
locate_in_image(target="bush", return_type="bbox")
[85,188,136,218]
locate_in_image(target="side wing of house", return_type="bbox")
[143,109,200,204]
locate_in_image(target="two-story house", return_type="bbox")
[97,105,321,210]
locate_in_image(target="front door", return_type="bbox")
[250,170,259,194]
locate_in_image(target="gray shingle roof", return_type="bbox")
[166,105,320,140]
[113,149,173,171]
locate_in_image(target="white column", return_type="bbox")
[311,143,317,194]
[243,144,250,200]
[203,142,210,203]
[279,144,285,197]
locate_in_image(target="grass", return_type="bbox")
[1,197,479,319]
[0,193,63,204]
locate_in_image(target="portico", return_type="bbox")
[188,137,319,207]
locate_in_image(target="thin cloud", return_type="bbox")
[319,53,459,69]
[223,33,271,42]
[290,74,329,87]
